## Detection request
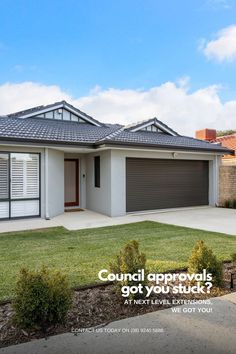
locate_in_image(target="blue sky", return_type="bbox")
[0,0,236,134]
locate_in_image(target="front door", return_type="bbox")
[64,159,79,207]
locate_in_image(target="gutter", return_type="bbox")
[94,140,235,155]
[0,137,234,155]
[0,137,94,149]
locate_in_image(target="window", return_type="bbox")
[35,109,89,123]
[141,124,165,132]
[0,152,40,219]
[0,154,9,219]
[94,156,100,188]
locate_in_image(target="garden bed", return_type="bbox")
[0,262,235,348]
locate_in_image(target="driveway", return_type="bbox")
[0,206,236,235]
[146,206,236,235]
[1,294,235,354]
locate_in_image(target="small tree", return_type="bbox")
[188,240,223,287]
[110,240,146,299]
[13,267,72,330]
[217,130,236,137]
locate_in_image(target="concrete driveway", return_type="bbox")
[53,206,236,235]
[1,294,235,354]
[0,206,236,235]
[146,206,236,235]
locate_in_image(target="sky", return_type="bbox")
[0,0,236,135]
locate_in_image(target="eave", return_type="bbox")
[95,140,235,155]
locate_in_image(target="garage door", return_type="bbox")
[126,158,209,212]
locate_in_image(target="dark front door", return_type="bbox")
[126,158,209,212]
[64,159,79,207]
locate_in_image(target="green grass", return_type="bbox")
[0,221,235,301]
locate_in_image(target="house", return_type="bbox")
[196,128,236,205]
[196,129,236,165]
[0,101,233,220]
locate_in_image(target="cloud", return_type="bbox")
[201,25,236,62]
[206,0,232,10]
[0,81,236,136]
[0,82,72,114]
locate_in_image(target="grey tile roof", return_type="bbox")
[98,130,233,154]
[0,101,233,154]
[0,116,121,145]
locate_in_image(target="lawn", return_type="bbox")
[0,221,235,301]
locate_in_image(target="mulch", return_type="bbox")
[0,262,235,348]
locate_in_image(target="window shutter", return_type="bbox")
[0,152,40,219]
[11,200,39,217]
[11,154,39,199]
[0,154,9,199]
[0,154,9,218]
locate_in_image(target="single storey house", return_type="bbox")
[0,101,233,220]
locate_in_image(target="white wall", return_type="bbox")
[86,150,111,215]
[47,149,64,218]
[109,148,221,217]
[209,155,221,206]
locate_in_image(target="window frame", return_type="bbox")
[94,156,101,188]
[0,151,41,220]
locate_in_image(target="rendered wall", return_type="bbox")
[47,149,64,218]
[86,150,111,215]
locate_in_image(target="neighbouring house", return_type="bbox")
[196,129,236,205]
[195,129,236,165]
[0,101,233,220]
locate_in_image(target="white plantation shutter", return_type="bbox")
[0,154,9,200]
[0,202,9,219]
[26,155,39,198]
[11,156,24,198]
[11,200,39,217]
[0,152,40,218]
[11,154,39,199]
[0,154,9,218]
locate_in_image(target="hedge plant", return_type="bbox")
[110,240,146,299]
[188,240,223,287]
[13,267,72,330]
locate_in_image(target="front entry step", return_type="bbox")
[65,208,84,213]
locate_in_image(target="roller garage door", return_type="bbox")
[126,158,209,212]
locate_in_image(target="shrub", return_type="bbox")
[13,267,72,330]
[223,200,231,208]
[223,199,236,209]
[232,199,236,209]
[188,240,223,287]
[231,253,236,264]
[110,240,146,299]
